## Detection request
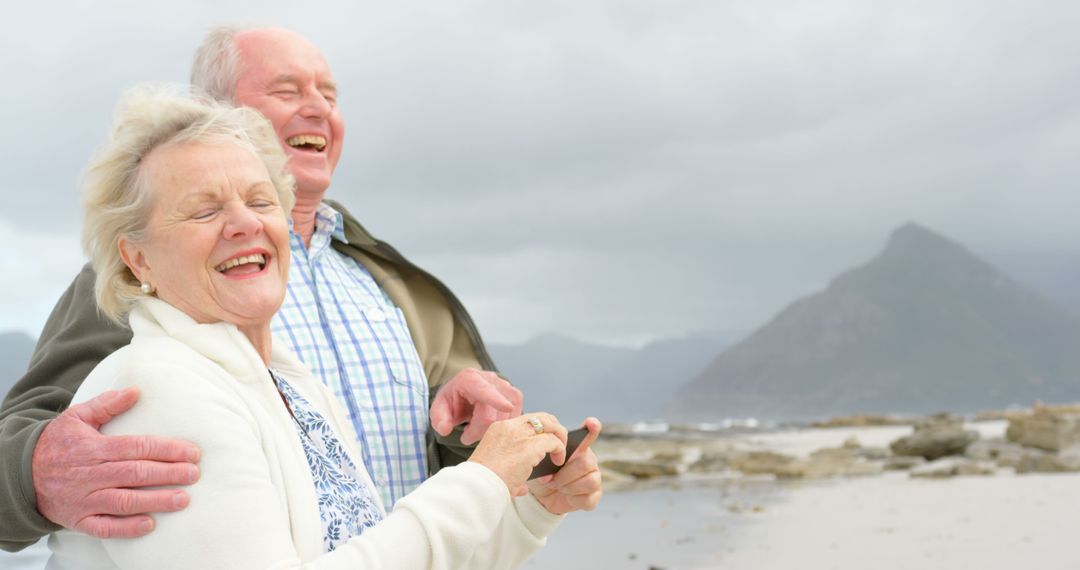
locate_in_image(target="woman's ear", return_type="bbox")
[118,236,151,284]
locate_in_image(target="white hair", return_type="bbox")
[190,25,251,102]
[82,84,295,324]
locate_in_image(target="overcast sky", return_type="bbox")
[2,0,1079,346]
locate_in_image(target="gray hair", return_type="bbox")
[82,84,295,324]
[190,25,249,102]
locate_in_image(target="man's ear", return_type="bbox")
[118,236,151,284]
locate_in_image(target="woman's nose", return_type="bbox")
[222,203,262,239]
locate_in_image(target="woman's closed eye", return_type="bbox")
[190,208,220,221]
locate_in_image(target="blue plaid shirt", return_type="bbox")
[271,203,429,507]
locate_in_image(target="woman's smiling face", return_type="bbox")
[120,140,291,329]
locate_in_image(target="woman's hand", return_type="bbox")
[527,417,603,515]
[468,412,569,496]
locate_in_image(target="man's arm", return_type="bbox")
[0,265,129,549]
[0,265,197,551]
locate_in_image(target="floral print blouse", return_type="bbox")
[270,369,385,552]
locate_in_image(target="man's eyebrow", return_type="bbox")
[318,79,338,94]
[267,74,335,95]
[269,74,300,86]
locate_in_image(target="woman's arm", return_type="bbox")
[287,361,563,569]
[98,354,559,570]
[321,463,558,570]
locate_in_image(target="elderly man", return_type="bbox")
[0,26,526,551]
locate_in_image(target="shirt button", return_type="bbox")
[365,307,387,322]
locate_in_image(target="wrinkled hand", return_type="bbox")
[32,386,201,539]
[528,417,603,515]
[430,368,523,445]
[468,413,568,496]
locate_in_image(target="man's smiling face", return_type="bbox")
[232,28,344,197]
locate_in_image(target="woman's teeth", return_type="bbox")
[215,253,266,273]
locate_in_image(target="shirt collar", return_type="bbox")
[291,202,350,259]
[314,202,349,244]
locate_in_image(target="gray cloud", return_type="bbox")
[2,0,1079,344]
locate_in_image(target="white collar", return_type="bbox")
[128,298,309,384]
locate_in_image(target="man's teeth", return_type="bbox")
[215,254,266,272]
[286,135,327,150]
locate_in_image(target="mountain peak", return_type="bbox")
[883,222,962,256]
[849,222,996,287]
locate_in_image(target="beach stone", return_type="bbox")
[844,461,886,477]
[1014,445,1080,474]
[600,459,681,479]
[599,467,636,485]
[1005,404,1080,451]
[809,446,858,461]
[652,451,685,462]
[778,457,884,479]
[855,446,891,460]
[890,417,979,460]
[954,460,996,476]
[964,438,1029,468]
[910,457,996,478]
[688,451,733,473]
[771,445,883,479]
[915,413,966,430]
[884,455,926,470]
[812,414,914,428]
[973,409,1010,422]
[813,440,890,461]
[728,451,796,476]
[774,460,826,479]
[652,447,702,465]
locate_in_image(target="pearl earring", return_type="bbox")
[140,282,155,294]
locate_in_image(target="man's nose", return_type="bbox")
[299,89,333,118]
[222,203,263,239]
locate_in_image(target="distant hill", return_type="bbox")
[0,331,36,400]
[669,223,1080,421]
[490,331,739,423]
[491,333,635,421]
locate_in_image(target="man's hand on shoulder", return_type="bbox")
[429,368,523,445]
[32,386,201,539]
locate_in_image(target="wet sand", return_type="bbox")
[524,478,783,570]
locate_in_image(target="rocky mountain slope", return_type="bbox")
[669,223,1080,420]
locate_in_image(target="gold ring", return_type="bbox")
[527,417,544,435]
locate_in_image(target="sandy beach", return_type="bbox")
[711,470,1080,570]
[529,421,1080,570]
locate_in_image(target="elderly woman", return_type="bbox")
[46,86,601,569]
